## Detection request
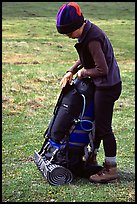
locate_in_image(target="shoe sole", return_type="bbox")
[89,177,119,184]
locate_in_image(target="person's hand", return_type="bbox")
[77,68,88,79]
[60,71,73,88]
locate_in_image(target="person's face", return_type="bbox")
[64,23,85,39]
[64,28,81,39]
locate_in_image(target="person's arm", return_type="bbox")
[60,59,83,88]
[67,59,83,75]
[78,41,108,79]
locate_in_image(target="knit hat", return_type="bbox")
[56,2,84,34]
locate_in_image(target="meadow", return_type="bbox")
[2,2,135,202]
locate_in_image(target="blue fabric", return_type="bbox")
[49,101,94,147]
[56,3,84,34]
[49,139,62,149]
[57,6,77,25]
[69,101,94,146]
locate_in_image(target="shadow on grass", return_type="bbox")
[72,169,135,185]
[118,170,135,182]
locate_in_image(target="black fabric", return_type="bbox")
[75,20,117,69]
[46,77,94,143]
[93,82,122,157]
[40,77,102,178]
[63,146,103,178]
[44,143,102,178]
[75,20,121,87]
[47,85,83,143]
[56,17,84,34]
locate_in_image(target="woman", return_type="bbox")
[56,2,122,183]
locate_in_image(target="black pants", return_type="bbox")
[93,82,122,157]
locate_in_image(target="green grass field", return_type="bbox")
[2,2,135,202]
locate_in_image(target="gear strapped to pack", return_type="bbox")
[45,77,94,143]
[33,77,102,185]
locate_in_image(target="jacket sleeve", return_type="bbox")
[67,59,83,75]
[86,40,109,77]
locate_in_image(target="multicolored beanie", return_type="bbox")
[56,2,84,34]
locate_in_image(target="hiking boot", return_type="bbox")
[89,161,118,183]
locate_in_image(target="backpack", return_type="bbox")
[33,77,102,185]
[45,77,94,143]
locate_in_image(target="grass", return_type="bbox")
[2,2,135,202]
